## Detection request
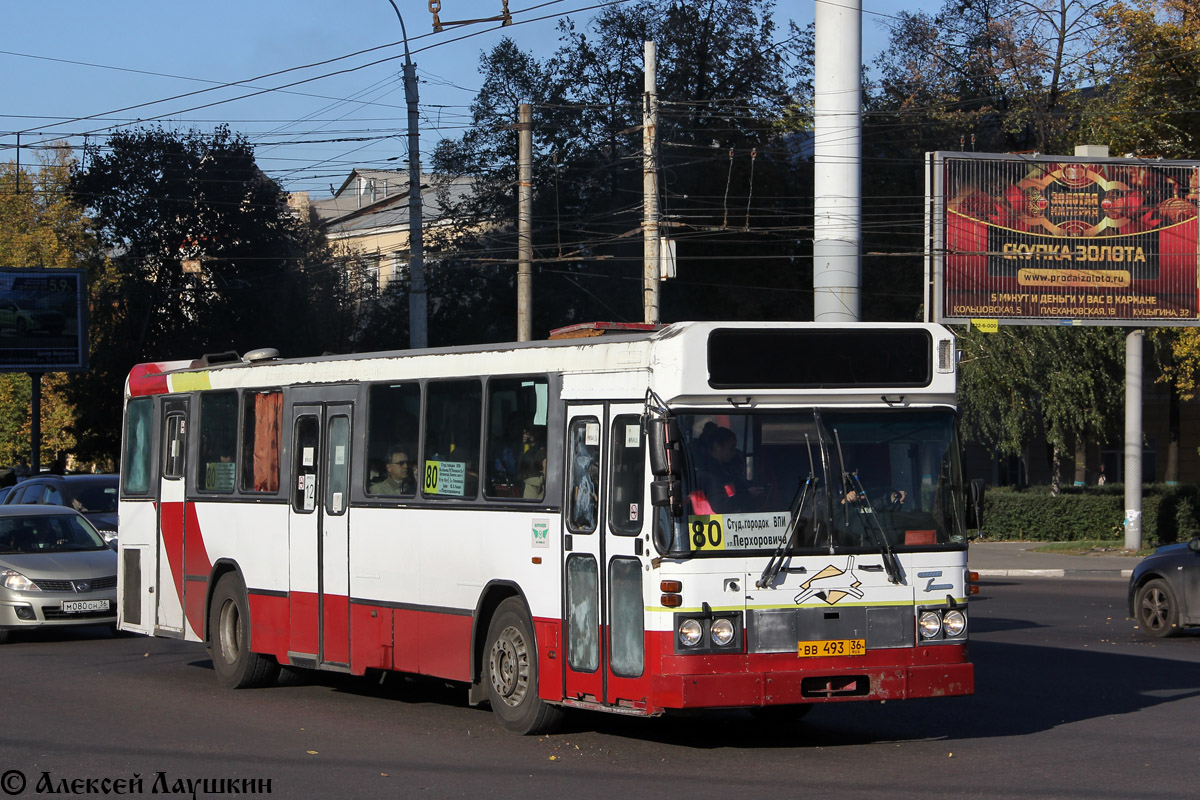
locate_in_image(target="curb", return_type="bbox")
[975,568,1133,580]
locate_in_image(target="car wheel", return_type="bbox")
[209,572,280,688]
[484,597,564,735]
[1136,578,1180,638]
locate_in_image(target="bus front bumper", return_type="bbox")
[650,661,974,710]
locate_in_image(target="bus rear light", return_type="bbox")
[660,580,682,593]
[661,594,682,608]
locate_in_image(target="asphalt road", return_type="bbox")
[1,579,1198,799]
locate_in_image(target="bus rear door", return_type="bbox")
[154,397,189,636]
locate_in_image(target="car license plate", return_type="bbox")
[62,599,110,613]
[797,638,865,658]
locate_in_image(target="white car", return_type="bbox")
[0,506,117,643]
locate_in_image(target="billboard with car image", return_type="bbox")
[0,268,88,371]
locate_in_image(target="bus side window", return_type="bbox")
[241,391,282,493]
[122,397,153,494]
[567,418,600,533]
[484,376,548,500]
[423,380,482,499]
[365,383,420,498]
[198,390,238,493]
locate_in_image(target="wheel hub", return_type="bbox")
[488,625,528,707]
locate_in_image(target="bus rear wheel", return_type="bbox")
[484,598,564,735]
[209,573,280,688]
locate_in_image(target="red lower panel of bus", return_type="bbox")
[248,592,472,682]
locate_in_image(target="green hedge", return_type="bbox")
[980,483,1200,545]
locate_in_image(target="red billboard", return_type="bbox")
[928,152,1200,325]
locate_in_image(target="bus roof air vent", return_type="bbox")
[244,348,281,363]
[197,350,242,367]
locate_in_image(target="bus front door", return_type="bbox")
[561,403,647,708]
[288,401,354,670]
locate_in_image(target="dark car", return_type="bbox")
[0,506,117,643]
[0,298,65,336]
[2,475,119,544]
[1128,537,1200,637]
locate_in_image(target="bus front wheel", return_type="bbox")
[484,598,564,735]
[209,573,280,688]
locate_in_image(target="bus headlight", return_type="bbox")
[710,617,735,646]
[679,619,703,647]
[918,611,942,639]
[943,609,967,637]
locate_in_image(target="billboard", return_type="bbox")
[0,268,89,372]
[927,152,1200,326]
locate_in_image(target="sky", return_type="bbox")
[1,1,914,197]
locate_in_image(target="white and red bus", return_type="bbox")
[117,321,976,733]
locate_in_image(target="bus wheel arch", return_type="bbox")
[482,595,564,735]
[208,567,280,689]
[469,581,524,705]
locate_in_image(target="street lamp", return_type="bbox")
[386,0,427,349]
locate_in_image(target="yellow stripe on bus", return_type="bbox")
[170,372,212,392]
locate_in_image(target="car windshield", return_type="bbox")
[663,410,967,555]
[74,483,118,513]
[0,515,108,553]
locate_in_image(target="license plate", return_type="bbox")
[797,638,865,658]
[62,599,111,613]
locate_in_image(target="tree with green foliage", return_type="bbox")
[958,325,1126,489]
[67,125,358,459]
[0,148,98,467]
[422,0,812,341]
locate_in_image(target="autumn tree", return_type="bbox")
[0,148,99,467]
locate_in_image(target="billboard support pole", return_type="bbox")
[1125,331,1143,550]
[29,371,41,473]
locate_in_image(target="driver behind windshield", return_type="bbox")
[689,423,763,514]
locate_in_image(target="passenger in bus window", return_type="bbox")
[370,445,416,496]
[522,447,547,500]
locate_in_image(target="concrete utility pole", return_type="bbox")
[1125,330,1144,550]
[642,40,661,325]
[387,0,428,349]
[812,0,862,321]
[517,103,533,342]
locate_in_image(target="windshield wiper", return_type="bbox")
[832,427,904,585]
[757,434,816,589]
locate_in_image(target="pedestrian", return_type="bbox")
[13,456,30,480]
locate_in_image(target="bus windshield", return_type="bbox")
[669,410,966,555]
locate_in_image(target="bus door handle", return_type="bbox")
[859,564,884,572]
[564,534,573,552]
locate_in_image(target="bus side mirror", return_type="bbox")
[648,417,682,477]
[967,479,986,530]
[651,477,683,517]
